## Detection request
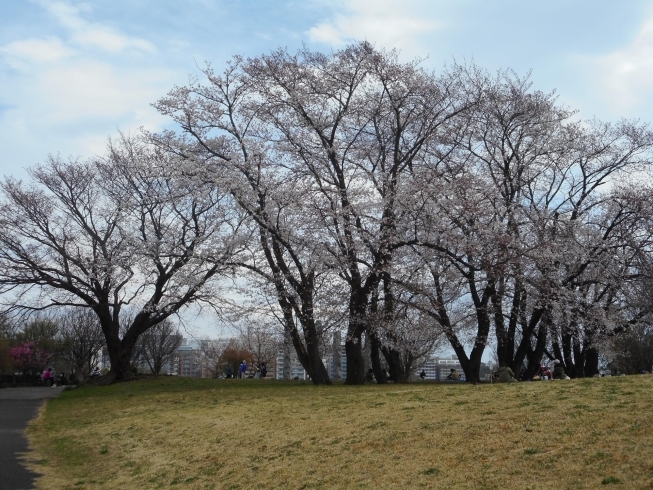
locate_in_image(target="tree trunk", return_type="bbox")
[344,288,368,384]
[552,338,564,365]
[296,281,331,384]
[572,334,585,378]
[430,269,484,383]
[96,309,135,384]
[344,330,365,384]
[584,347,599,377]
[378,273,406,382]
[492,282,509,367]
[562,332,576,378]
[103,341,135,384]
[305,334,331,385]
[300,308,332,385]
[512,307,545,374]
[524,319,548,379]
[464,356,483,384]
[380,345,406,382]
[369,330,386,384]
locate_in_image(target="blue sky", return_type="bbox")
[1,0,653,179]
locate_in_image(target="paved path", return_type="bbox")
[0,387,65,490]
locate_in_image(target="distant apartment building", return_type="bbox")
[328,343,347,380]
[414,355,466,381]
[274,342,347,380]
[175,343,201,377]
[274,350,308,380]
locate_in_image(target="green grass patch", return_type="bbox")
[601,476,621,484]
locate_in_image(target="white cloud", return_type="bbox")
[586,7,653,113]
[0,1,174,178]
[0,37,75,67]
[308,0,440,53]
[71,27,155,54]
[35,0,155,54]
[37,62,172,123]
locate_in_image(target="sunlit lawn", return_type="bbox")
[26,375,653,489]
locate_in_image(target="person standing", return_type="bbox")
[260,362,267,379]
[239,360,247,379]
[42,367,53,387]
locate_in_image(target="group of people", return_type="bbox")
[41,367,68,387]
[495,360,569,383]
[365,368,393,383]
[41,366,103,386]
[224,361,267,379]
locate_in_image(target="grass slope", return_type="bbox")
[26,376,653,489]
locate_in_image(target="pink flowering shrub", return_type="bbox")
[9,342,50,375]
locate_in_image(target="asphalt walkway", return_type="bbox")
[0,387,65,490]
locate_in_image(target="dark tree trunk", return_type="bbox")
[380,345,405,382]
[396,357,414,383]
[378,272,406,382]
[344,331,365,384]
[512,307,545,374]
[465,350,483,383]
[95,304,135,384]
[552,339,564,365]
[368,329,387,384]
[103,340,135,384]
[491,280,509,367]
[298,286,332,385]
[428,269,486,383]
[279,296,331,385]
[344,288,368,385]
[440,324,484,383]
[506,285,524,368]
[524,318,548,379]
[562,332,576,378]
[573,335,585,378]
[465,278,493,384]
[254,218,331,384]
[304,327,331,385]
[584,347,599,377]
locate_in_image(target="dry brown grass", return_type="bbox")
[26,375,653,489]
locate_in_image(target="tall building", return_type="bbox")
[274,350,308,379]
[274,335,347,380]
[328,342,347,380]
[175,343,201,377]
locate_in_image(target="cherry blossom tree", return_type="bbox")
[4,41,650,386]
[400,71,653,381]
[152,42,479,383]
[0,137,249,383]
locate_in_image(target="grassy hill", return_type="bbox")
[26,376,653,489]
